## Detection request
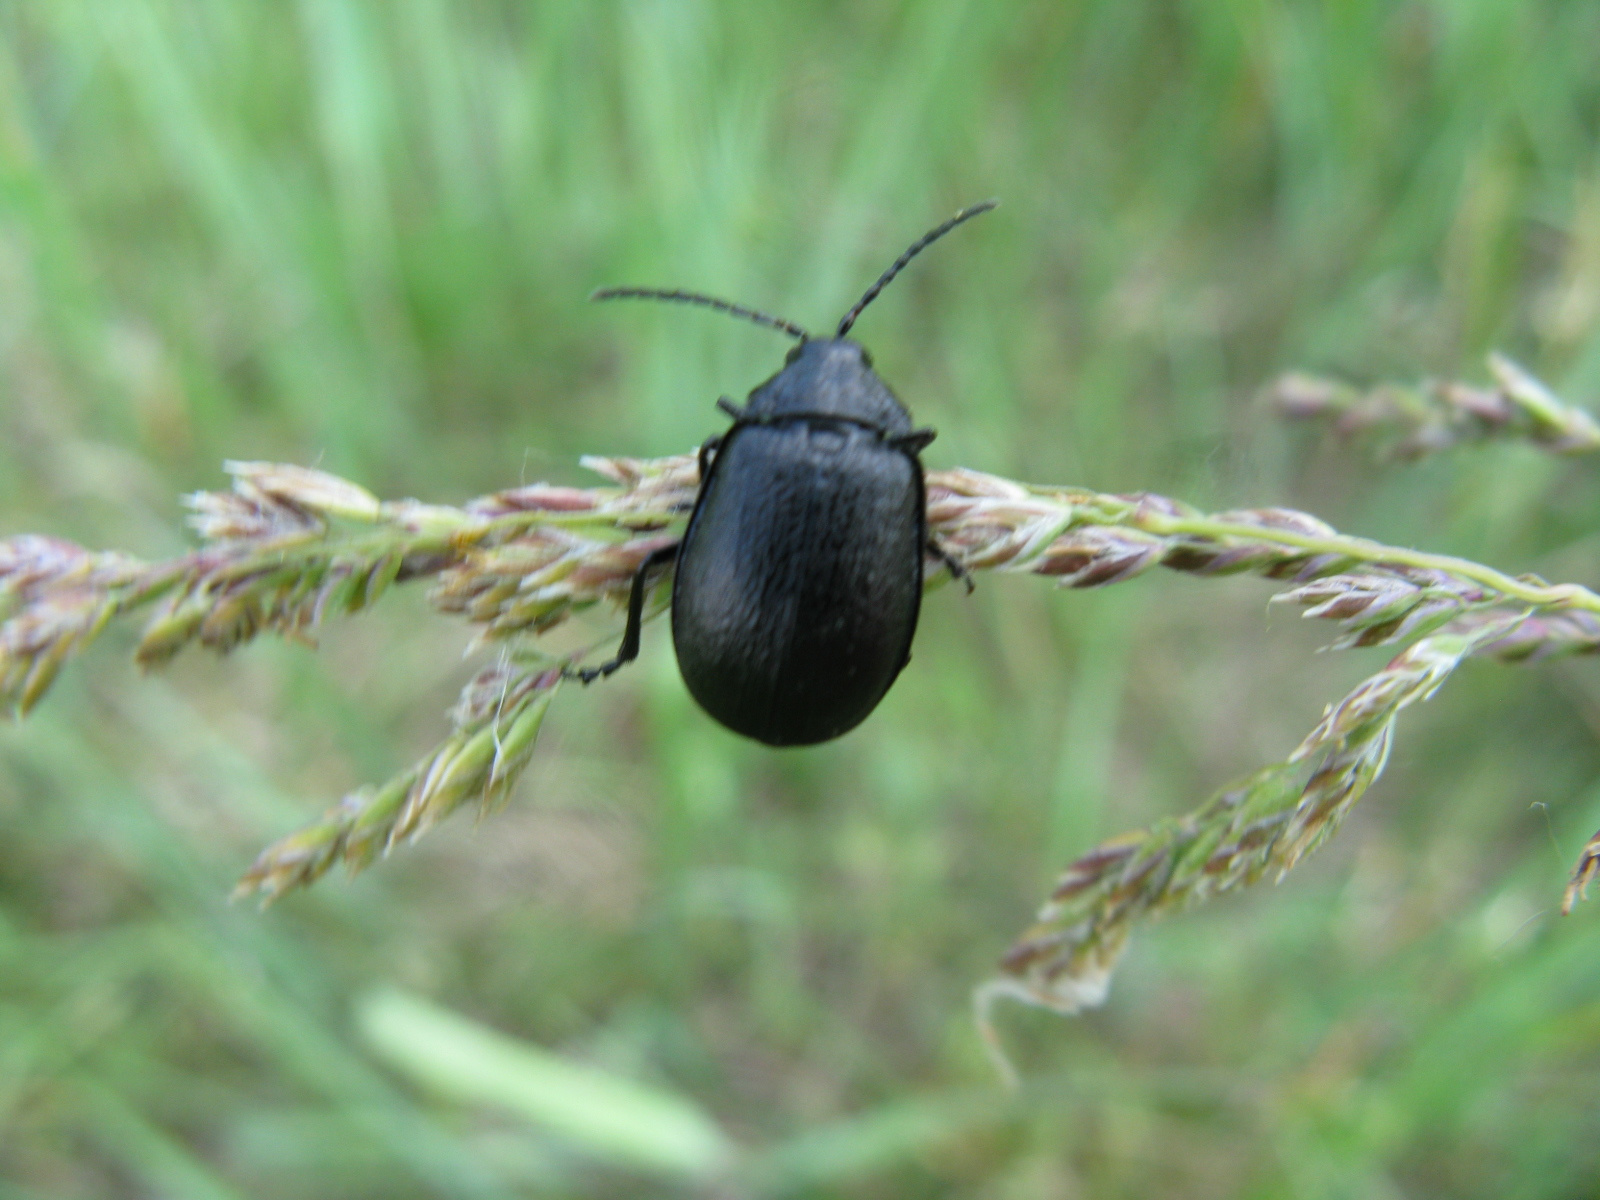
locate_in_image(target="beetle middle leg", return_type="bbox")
[568,542,681,684]
[890,427,937,454]
[927,537,974,594]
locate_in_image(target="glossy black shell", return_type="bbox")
[670,338,926,746]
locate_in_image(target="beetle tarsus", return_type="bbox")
[928,537,974,593]
[565,542,681,685]
[716,397,747,421]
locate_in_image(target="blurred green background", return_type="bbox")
[4,2,1600,1196]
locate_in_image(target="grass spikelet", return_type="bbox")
[1,536,166,715]
[1272,353,1600,458]
[234,663,561,902]
[1565,828,1600,916]
[984,617,1525,1024]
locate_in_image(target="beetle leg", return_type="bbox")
[568,542,681,684]
[890,427,937,454]
[927,536,974,594]
[697,434,721,481]
[716,396,747,421]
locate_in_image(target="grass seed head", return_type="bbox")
[6,443,1597,969]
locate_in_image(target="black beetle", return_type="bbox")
[574,201,995,746]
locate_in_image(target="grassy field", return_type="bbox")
[4,2,1600,1196]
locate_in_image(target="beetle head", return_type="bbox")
[744,337,908,431]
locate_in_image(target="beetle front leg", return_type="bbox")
[927,536,974,594]
[568,542,681,684]
[697,434,721,481]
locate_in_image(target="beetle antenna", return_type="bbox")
[835,200,998,337]
[592,287,809,341]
